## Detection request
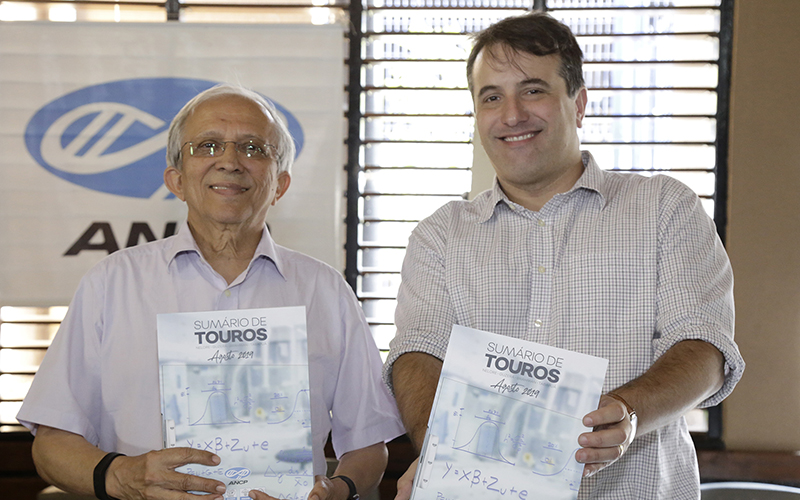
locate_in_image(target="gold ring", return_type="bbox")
[618,444,624,456]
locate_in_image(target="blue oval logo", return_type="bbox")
[25,78,304,199]
[225,467,252,480]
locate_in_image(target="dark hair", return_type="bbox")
[466,12,584,97]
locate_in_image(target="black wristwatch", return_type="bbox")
[93,452,125,500]
[331,475,360,500]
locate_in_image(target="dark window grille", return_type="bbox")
[0,307,64,432]
[345,0,732,446]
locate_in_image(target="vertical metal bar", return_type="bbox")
[714,0,734,246]
[533,0,546,12]
[166,0,180,21]
[704,0,734,447]
[344,0,364,293]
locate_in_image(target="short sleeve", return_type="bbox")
[652,176,745,407]
[329,278,405,457]
[16,266,105,443]
[383,204,457,393]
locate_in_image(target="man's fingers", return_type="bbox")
[306,476,334,500]
[152,448,226,493]
[249,476,329,500]
[394,458,418,500]
[249,490,279,500]
[575,442,623,465]
[575,420,631,478]
[159,447,221,468]
[146,449,225,494]
[578,425,627,449]
[110,449,226,499]
[575,395,637,477]
[170,468,227,496]
[583,398,627,428]
[582,463,606,478]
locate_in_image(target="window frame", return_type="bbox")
[344,0,734,449]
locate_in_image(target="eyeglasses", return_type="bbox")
[182,140,279,161]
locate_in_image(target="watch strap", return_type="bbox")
[606,392,637,420]
[93,452,125,500]
[331,475,360,500]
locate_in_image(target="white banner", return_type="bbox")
[0,22,346,305]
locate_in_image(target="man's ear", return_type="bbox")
[575,87,588,128]
[164,166,185,201]
[271,172,291,206]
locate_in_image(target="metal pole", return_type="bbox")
[704,0,735,448]
[166,0,180,21]
[344,0,364,292]
[714,0,734,246]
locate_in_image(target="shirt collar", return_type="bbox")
[477,150,608,222]
[572,150,609,206]
[477,181,507,223]
[166,221,286,281]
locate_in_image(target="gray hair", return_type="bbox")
[166,83,296,175]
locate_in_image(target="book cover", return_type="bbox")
[157,306,312,500]
[411,325,608,500]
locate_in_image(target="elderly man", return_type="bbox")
[385,13,745,500]
[18,84,404,500]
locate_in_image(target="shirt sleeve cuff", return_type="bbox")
[652,329,745,408]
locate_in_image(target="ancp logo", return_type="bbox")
[24,78,304,199]
[224,467,252,480]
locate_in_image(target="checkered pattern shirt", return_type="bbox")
[384,151,745,500]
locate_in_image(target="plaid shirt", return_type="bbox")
[385,151,745,500]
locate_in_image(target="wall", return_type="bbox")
[723,0,800,451]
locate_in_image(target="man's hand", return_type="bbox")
[31,426,226,500]
[249,475,348,500]
[107,448,227,499]
[575,394,637,478]
[249,442,387,500]
[394,458,418,500]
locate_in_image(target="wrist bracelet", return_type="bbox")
[331,475,360,500]
[606,392,639,434]
[93,452,125,500]
[606,392,636,418]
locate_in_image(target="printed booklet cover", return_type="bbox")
[157,306,312,500]
[411,325,608,500]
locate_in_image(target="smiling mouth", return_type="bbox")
[211,185,248,192]
[503,131,537,142]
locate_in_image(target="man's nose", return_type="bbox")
[215,145,243,171]
[501,96,529,127]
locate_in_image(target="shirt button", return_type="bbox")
[224,290,231,297]
[538,265,546,273]
[538,219,546,227]
[534,319,543,328]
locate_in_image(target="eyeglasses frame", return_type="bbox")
[180,140,280,162]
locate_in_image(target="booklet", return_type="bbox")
[157,307,312,500]
[411,325,608,500]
